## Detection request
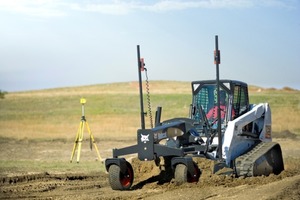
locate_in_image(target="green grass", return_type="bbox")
[0,81,299,141]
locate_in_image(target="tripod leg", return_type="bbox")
[70,122,81,162]
[76,121,84,163]
[86,122,102,161]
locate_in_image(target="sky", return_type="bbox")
[0,0,299,92]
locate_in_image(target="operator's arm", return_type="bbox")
[206,106,216,119]
[206,105,227,120]
[231,108,236,119]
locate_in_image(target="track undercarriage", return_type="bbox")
[235,142,284,177]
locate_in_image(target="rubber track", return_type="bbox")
[235,142,280,177]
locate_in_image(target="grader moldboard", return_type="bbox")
[105,36,284,190]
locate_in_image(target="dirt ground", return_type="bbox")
[1,132,300,200]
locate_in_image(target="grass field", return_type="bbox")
[0,81,299,200]
[0,81,299,141]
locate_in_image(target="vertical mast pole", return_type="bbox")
[214,35,222,160]
[137,45,145,129]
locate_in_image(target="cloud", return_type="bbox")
[0,0,68,17]
[68,0,257,14]
[144,0,253,11]
[70,1,134,15]
[73,0,297,14]
[0,0,296,17]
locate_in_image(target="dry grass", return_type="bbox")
[249,88,300,134]
[10,81,190,97]
[0,81,299,141]
[272,107,300,133]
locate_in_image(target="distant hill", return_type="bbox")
[1,81,299,141]
[8,80,298,96]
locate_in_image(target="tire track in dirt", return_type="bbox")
[1,134,300,199]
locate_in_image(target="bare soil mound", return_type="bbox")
[130,156,300,189]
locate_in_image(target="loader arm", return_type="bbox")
[222,103,272,166]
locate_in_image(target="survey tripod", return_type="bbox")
[70,98,102,163]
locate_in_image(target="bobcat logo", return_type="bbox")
[141,134,149,143]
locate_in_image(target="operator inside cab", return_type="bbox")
[206,90,233,121]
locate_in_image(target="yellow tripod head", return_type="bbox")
[80,98,87,105]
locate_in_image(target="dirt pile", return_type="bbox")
[129,156,300,190]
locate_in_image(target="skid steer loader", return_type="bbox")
[105,36,284,190]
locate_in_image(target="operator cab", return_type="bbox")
[191,80,249,128]
[162,80,250,148]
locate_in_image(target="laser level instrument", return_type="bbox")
[70,98,102,163]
